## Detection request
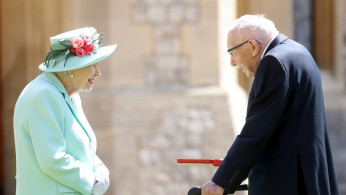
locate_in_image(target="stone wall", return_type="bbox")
[344,1,346,87]
[131,0,198,86]
[80,0,243,194]
[2,0,346,194]
[82,88,240,194]
[325,1,346,193]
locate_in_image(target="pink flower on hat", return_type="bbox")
[82,35,92,45]
[71,47,76,54]
[71,35,93,56]
[83,42,94,56]
[71,37,84,48]
[43,27,105,68]
[76,47,86,57]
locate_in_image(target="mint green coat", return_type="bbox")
[13,72,108,195]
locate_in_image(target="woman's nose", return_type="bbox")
[95,64,101,77]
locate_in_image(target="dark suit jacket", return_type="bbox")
[212,34,339,195]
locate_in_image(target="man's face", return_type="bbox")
[232,55,255,78]
[227,33,259,78]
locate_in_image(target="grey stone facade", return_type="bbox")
[81,88,243,195]
[2,0,346,195]
[131,0,199,86]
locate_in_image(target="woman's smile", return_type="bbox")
[88,78,95,85]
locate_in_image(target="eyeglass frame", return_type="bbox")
[227,39,261,57]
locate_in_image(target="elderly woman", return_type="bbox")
[13,27,116,195]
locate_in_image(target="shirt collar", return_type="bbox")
[260,33,279,59]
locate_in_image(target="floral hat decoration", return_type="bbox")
[39,27,117,72]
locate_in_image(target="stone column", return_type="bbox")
[80,0,244,194]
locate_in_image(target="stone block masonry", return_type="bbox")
[131,0,199,86]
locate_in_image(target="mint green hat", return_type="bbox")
[39,27,117,72]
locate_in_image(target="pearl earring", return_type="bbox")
[70,73,74,78]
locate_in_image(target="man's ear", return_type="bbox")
[250,40,260,56]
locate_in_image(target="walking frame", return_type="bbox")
[177,159,248,195]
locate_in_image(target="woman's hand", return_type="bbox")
[91,166,110,195]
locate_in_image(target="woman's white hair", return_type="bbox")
[229,14,279,42]
[54,71,69,77]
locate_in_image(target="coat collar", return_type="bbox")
[41,72,77,114]
[263,34,289,56]
[41,72,69,98]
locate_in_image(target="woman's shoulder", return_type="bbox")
[18,74,65,104]
[14,74,67,116]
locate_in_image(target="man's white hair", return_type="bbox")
[229,14,279,42]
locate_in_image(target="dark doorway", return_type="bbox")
[294,0,313,52]
[294,0,335,71]
[0,0,4,192]
[312,0,334,71]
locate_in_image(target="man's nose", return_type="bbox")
[230,57,237,67]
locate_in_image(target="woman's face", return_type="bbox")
[70,63,101,94]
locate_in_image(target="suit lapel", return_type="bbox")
[248,34,290,115]
[263,34,289,56]
[42,72,93,142]
[69,94,94,142]
[65,95,92,138]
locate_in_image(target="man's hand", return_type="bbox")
[201,181,225,195]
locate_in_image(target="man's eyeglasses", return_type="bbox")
[227,39,261,57]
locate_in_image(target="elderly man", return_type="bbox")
[202,14,339,195]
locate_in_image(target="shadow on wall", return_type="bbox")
[3,46,29,195]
